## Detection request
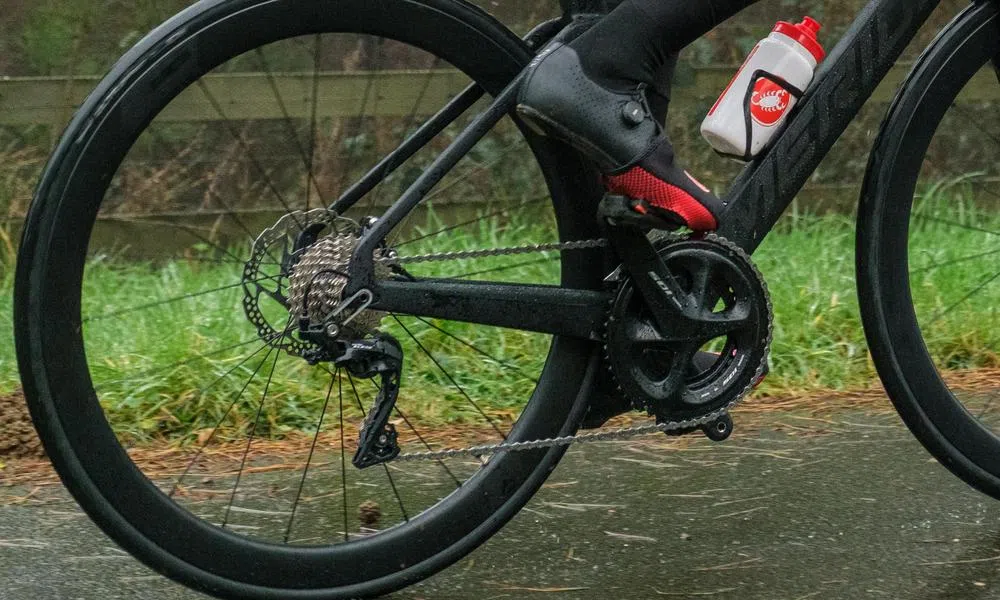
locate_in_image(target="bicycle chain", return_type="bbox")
[383,233,773,462]
[377,238,609,265]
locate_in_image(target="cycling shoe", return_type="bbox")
[517,43,724,231]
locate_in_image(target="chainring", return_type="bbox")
[605,233,772,427]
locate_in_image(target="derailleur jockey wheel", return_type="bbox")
[605,234,772,426]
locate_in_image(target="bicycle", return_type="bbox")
[13,0,1000,597]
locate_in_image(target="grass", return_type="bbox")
[2,188,1000,443]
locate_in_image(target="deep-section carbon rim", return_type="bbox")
[858,2,1000,499]
[14,0,604,597]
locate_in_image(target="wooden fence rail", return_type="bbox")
[2,64,997,126]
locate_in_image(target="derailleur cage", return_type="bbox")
[301,329,406,469]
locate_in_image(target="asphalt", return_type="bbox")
[4,410,1000,600]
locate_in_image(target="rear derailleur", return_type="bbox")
[289,215,406,470]
[302,327,405,469]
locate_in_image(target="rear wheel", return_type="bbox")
[859,2,1000,499]
[14,0,604,598]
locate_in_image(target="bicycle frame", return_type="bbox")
[336,0,948,340]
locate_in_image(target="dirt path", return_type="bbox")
[4,412,1000,600]
[0,389,44,460]
[3,368,999,494]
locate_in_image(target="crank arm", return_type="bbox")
[601,210,697,336]
[601,195,743,341]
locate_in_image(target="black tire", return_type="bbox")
[14,0,604,598]
[858,1,1000,499]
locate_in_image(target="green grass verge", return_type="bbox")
[2,202,999,442]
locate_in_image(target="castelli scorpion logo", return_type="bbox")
[750,77,791,127]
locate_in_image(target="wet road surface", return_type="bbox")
[4,411,1000,599]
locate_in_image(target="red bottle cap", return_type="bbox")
[773,16,825,62]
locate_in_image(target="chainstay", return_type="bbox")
[380,238,608,265]
[391,233,774,463]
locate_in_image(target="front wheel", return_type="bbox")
[859,2,1000,499]
[14,0,605,598]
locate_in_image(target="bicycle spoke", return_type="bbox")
[96,335,264,390]
[346,373,409,522]
[408,315,539,384]
[420,139,523,205]
[951,104,1000,150]
[255,47,325,208]
[169,343,278,498]
[357,375,462,488]
[911,245,1000,274]
[926,269,1000,326]
[393,404,462,488]
[976,393,998,420]
[196,79,301,225]
[912,213,1000,238]
[338,371,349,542]
[306,33,322,211]
[100,217,247,264]
[83,273,281,322]
[221,346,283,529]
[284,373,336,543]
[338,38,385,199]
[142,126,281,261]
[394,196,548,248]
[176,257,273,267]
[391,315,507,440]
[367,56,443,215]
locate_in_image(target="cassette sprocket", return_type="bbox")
[242,209,392,357]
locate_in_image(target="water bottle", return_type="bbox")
[700,17,825,160]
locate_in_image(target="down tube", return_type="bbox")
[717,0,940,253]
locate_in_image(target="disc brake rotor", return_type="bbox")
[242,209,391,357]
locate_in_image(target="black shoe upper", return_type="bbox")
[517,43,662,173]
[517,42,727,227]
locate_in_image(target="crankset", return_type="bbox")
[599,195,772,428]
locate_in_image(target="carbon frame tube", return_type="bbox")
[374,280,610,340]
[329,83,485,215]
[327,18,567,216]
[717,0,943,252]
[341,0,948,339]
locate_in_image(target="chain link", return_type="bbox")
[395,422,680,461]
[379,238,609,265]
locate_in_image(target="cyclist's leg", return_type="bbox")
[571,0,758,105]
[518,0,759,230]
